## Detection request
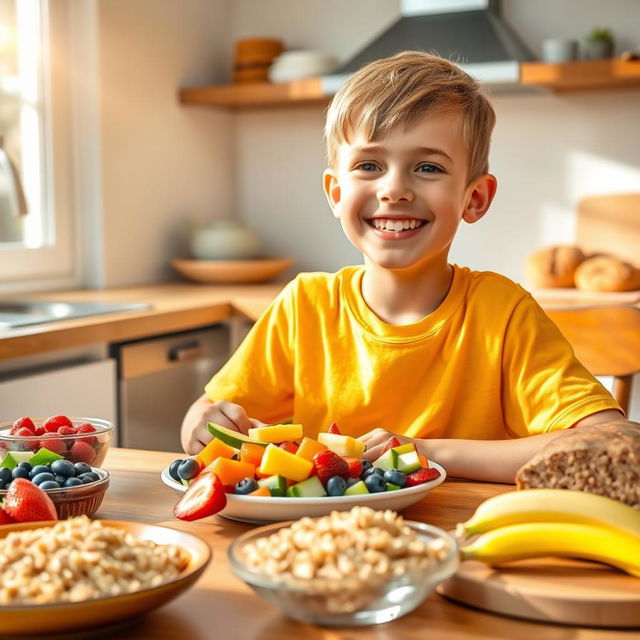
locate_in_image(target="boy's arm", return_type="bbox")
[360,409,632,484]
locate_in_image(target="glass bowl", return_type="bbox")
[0,467,109,519]
[0,417,113,467]
[228,519,460,626]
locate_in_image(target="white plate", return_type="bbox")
[161,462,446,524]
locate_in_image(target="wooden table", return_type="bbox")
[95,448,638,640]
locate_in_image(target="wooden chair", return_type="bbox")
[545,306,640,414]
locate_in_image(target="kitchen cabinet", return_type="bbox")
[178,60,640,110]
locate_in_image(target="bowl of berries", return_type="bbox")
[163,422,446,524]
[0,415,113,467]
[0,460,109,519]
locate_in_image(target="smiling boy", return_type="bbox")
[181,52,630,483]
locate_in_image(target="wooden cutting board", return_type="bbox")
[576,193,640,267]
[437,558,640,628]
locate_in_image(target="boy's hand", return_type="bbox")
[358,428,418,462]
[180,395,266,455]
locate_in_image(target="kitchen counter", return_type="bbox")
[0,282,284,361]
[97,448,631,640]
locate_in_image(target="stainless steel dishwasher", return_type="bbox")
[110,324,229,452]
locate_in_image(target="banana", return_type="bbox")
[460,522,640,577]
[457,489,640,540]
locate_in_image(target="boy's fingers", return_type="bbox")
[218,402,252,434]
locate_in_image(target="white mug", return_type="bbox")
[541,38,578,63]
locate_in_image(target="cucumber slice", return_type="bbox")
[372,448,397,471]
[385,483,402,491]
[396,450,422,474]
[207,423,268,450]
[392,442,416,455]
[286,475,327,497]
[344,480,369,495]
[258,474,287,497]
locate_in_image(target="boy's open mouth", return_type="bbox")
[367,218,426,232]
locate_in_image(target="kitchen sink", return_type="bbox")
[0,300,151,329]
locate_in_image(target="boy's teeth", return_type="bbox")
[372,218,421,232]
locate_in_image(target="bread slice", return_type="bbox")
[515,422,640,509]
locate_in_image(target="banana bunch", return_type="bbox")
[457,489,640,577]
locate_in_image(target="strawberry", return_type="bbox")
[405,467,441,487]
[40,438,68,456]
[327,422,341,434]
[33,427,46,436]
[380,436,402,455]
[278,441,299,454]
[42,415,73,432]
[69,440,96,464]
[174,472,227,521]
[13,427,35,438]
[312,450,349,486]
[57,425,77,436]
[76,423,97,446]
[4,478,58,522]
[342,456,363,478]
[10,417,36,434]
[0,508,15,525]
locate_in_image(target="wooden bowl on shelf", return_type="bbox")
[171,257,293,284]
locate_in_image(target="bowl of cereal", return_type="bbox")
[0,517,212,635]
[227,506,459,626]
[0,415,113,467]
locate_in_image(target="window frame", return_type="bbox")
[0,0,90,293]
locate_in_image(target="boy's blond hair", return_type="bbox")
[325,51,495,183]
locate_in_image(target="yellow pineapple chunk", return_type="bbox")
[317,433,366,458]
[259,443,313,481]
[247,423,303,443]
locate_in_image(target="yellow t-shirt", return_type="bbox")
[205,265,620,440]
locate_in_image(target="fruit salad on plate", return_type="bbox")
[169,422,443,522]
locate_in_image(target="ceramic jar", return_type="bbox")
[190,219,262,260]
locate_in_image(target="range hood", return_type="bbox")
[322,0,535,93]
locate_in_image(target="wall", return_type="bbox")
[96,0,234,286]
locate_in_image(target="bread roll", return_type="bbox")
[574,255,640,292]
[515,422,640,509]
[525,245,586,288]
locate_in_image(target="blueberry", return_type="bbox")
[364,473,387,493]
[54,474,67,485]
[0,467,12,484]
[234,477,258,495]
[326,475,347,496]
[168,459,184,482]
[12,466,30,479]
[17,461,32,473]
[63,477,83,488]
[39,480,61,490]
[178,458,200,481]
[29,464,51,479]
[51,459,75,478]
[363,466,384,479]
[32,472,56,486]
[360,460,373,476]
[383,469,407,487]
[79,472,100,483]
[73,462,92,476]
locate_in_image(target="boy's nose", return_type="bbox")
[377,174,414,203]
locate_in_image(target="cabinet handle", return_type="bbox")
[168,341,203,362]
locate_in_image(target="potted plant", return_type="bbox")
[584,27,614,59]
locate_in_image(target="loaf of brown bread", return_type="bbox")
[524,245,586,288]
[515,422,640,509]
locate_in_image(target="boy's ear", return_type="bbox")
[462,173,497,224]
[323,169,341,216]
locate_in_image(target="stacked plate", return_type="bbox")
[268,50,339,83]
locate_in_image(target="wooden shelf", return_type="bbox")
[179,59,640,109]
[519,58,640,91]
[179,77,330,109]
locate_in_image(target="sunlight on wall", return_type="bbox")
[566,151,640,201]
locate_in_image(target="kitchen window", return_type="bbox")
[0,0,80,290]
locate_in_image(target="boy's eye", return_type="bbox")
[355,162,380,172]
[416,163,443,174]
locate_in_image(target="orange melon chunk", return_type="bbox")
[296,437,327,461]
[206,457,256,486]
[196,437,236,467]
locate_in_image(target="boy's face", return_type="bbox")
[323,111,495,273]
